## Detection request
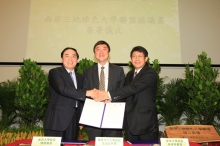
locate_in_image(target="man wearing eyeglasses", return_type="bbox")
[93,46,159,141]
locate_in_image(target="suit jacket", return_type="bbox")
[44,66,86,131]
[83,63,125,92]
[109,65,159,135]
[83,63,125,132]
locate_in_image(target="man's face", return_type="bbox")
[94,44,109,64]
[131,51,148,70]
[62,49,78,71]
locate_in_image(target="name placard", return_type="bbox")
[95,137,123,146]
[165,125,220,143]
[31,136,61,146]
[160,138,189,146]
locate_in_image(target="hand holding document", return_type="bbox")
[79,98,125,129]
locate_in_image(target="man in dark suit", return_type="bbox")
[44,47,96,141]
[93,46,159,140]
[83,40,125,140]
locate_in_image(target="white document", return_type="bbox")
[79,98,125,129]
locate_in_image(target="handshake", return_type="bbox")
[86,89,111,102]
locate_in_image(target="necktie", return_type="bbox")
[69,72,75,87]
[69,72,78,107]
[99,67,105,91]
[133,71,137,79]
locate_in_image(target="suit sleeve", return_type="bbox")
[49,69,86,101]
[110,69,157,101]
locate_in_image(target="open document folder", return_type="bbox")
[79,98,126,129]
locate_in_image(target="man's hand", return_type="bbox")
[93,90,110,102]
[86,88,98,98]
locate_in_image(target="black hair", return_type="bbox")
[93,40,110,52]
[61,47,79,59]
[130,46,148,58]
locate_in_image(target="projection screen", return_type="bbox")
[26,0,181,63]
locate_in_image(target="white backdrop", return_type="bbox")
[26,0,181,63]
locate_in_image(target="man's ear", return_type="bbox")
[145,57,148,62]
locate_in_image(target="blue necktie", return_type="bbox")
[69,72,77,107]
[69,72,75,87]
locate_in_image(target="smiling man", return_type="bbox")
[94,46,159,141]
[44,47,96,141]
[83,40,125,140]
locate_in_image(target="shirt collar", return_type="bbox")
[135,67,143,74]
[98,61,109,69]
[65,68,75,74]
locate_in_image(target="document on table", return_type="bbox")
[79,98,125,129]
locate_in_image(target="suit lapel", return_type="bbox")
[108,63,114,90]
[60,66,75,87]
[93,64,100,89]
[75,72,81,89]
[134,65,148,80]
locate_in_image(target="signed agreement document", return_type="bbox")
[79,98,125,129]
